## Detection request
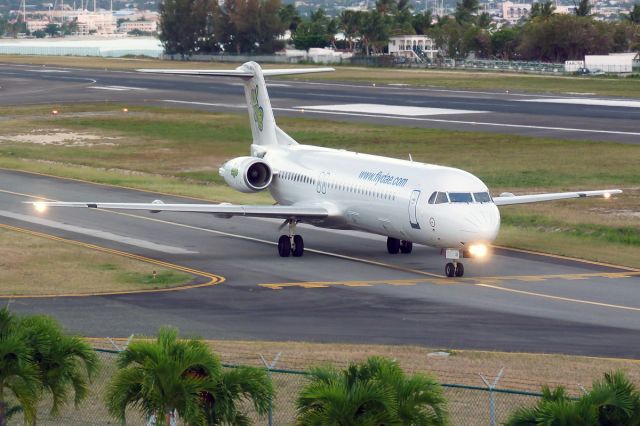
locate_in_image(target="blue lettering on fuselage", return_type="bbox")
[358,170,408,187]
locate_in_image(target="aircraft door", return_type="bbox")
[408,190,421,229]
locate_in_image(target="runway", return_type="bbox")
[1,62,640,143]
[2,169,640,358]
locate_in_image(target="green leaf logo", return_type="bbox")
[231,168,238,178]
[251,86,264,131]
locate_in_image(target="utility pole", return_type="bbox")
[479,368,504,426]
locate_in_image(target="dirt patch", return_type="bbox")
[0,129,120,147]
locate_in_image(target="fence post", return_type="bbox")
[479,367,504,426]
[259,352,282,426]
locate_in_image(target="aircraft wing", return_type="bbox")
[30,201,329,220]
[493,189,622,206]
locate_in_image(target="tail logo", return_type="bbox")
[250,86,264,131]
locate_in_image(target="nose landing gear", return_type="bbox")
[443,249,464,277]
[277,220,304,257]
[445,261,464,277]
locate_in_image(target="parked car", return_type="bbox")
[576,67,605,76]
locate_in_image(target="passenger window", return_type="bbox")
[449,192,473,203]
[428,192,437,204]
[435,192,449,204]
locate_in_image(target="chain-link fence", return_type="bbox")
[9,349,548,425]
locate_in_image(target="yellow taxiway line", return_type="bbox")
[0,223,224,299]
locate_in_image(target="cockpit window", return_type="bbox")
[448,192,473,203]
[428,192,437,204]
[435,192,449,204]
[473,192,492,203]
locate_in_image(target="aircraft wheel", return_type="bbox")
[400,240,413,254]
[292,235,304,257]
[445,262,455,278]
[387,237,400,254]
[455,262,464,277]
[278,235,291,257]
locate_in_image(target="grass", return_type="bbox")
[58,338,640,425]
[0,226,195,295]
[1,54,639,97]
[0,103,637,267]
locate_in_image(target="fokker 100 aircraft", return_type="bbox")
[32,62,621,277]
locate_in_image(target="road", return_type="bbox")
[1,62,639,143]
[1,169,639,358]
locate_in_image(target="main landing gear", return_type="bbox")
[278,220,304,257]
[387,237,413,254]
[445,261,464,278]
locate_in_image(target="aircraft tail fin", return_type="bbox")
[138,62,333,150]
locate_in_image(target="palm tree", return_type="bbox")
[506,371,640,426]
[0,307,39,426]
[296,356,448,425]
[105,327,273,426]
[19,314,99,419]
[627,4,640,24]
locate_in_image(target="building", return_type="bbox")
[75,11,116,35]
[119,20,157,33]
[502,1,531,24]
[388,35,438,61]
[26,19,52,32]
[585,52,639,73]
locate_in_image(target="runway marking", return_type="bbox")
[260,271,640,290]
[0,223,224,299]
[296,103,487,116]
[476,283,640,312]
[0,209,198,255]
[26,69,70,73]
[90,85,147,91]
[494,246,640,272]
[161,100,640,137]
[518,98,640,108]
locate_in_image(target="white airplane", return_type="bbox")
[32,62,622,277]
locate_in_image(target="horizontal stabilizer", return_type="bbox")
[137,67,334,77]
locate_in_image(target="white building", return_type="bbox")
[388,35,437,61]
[119,20,157,33]
[26,19,52,32]
[502,1,531,24]
[585,52,639,73]
[75,12,116,35]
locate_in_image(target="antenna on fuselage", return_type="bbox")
[408,154,413,162]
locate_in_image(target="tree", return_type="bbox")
[0,307,38,426]
[159,0,209,57]
[627,4,640,24]
[574,0,592,17]
[20,314,99,419]
[339,10,365,51]
[292,8,337,50]
[412,11,433,35]
[361,11,390,55]
[530,1,556,20]
[44,23,60,37]
[506,371,640,426]
[279,3,301,32]
[105,327,273,426]
[454,0,480,24]
[296,356,448,425]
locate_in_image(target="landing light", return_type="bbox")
[603,192,611,199]
[468,243,488,258]
[33,201,48,213]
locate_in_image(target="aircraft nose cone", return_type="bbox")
[461,205,501,242]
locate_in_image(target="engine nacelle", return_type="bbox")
[219,156,273,193]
